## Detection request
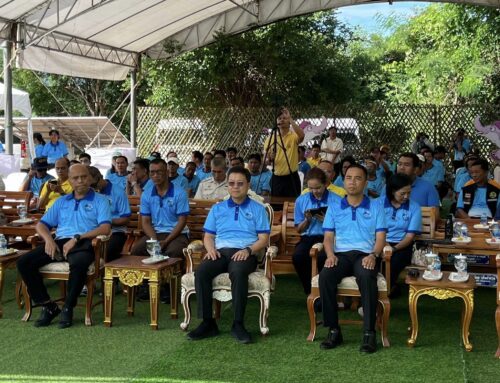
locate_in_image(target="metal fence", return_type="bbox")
[137,104,499,168]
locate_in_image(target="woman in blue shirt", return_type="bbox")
[333,156,355,188]
[33,132,46,158]
[384,174,422,298]
[293,167,338,295]
[41,129,68,166]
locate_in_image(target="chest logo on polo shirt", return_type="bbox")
[84,203,93,211]
[489,191,497,199]
[243,211,253,219]
[402,212,409,221]
[166,199,174,207]
[363,210,371,218]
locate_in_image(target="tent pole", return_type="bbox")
[130,69,137,148]
[3,40,13,155]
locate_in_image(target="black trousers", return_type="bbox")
[106,232,127,262]
[388,242,413,287]
[195,248,257,322]
[17,238,94,308]
[271,171,301,198]
[292,235,326,294]
[319,251,378,332]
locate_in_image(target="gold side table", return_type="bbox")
[0,251,24,318]
[406,271,476,351]
[103,256,182,330]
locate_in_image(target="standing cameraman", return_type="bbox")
[263,107,304,197]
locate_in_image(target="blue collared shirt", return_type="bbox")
[197,169,213,181]
[384,197,422,242]
[454,171,471,193]
[457,186,500,218]
[29,174,55,197]
[35,144,44,158]
[184,174,201,196]
[41,189,112,239]
[323,196,387,254]
[203,197,270,249]
[366,176,385,197]
[105,172,128,191]
[333,176,344,188]
[250,171,272,195]
[411,177,440,207]
[169,175,189,193]
[295,190,340,236]
[298,160,311,175]
[421,160,445,186]
[41,141,68,164]
[140,183,190,234]
[100,182,131,233]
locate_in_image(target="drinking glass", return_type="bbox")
[489,223,500,241]
[16,204,27,220]
[454,255,467,277]
[146,239,158,258]
[453,222,462,239]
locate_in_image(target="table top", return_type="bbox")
[432,235,500,251]
[406,271,476,289]
[0,249,28,264]
[104,255,182,270]
[0,218,38,236]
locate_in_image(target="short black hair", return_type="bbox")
[312,143,321,150]
[422,148,434,156]
[231,156,244,164]
[134,158,150,173]
[115,155,128,164]
[346,163,367,179]
[398,152,420,168]
[192,150,204,162]
[227,166,251,182]
[226,147,237,153]
[305,167,327,185]
[386,174,412,200]
[185,161,196,168]
[435,145,447,154]
[213,149,226,158]
[471,158,489,172]
[247,153,262,163]
[150,158,167,168]
[49,129,60,137]
[298,146,306,154]
[79,152,91,162]
[204,152,214,158]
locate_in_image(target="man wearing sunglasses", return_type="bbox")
[187,167,270,344]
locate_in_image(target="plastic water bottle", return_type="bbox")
[433,256,441,276]
[480,213,488,226]
[0,234,7,255]
[461,224,469,239]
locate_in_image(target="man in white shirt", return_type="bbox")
[194,158,228,200]
[321,126,343,165]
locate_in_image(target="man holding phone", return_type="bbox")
[38,158,73,210]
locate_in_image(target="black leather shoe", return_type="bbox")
[320,328,343,350]
[231,321,252,344]
[360,331,377,353]
[187,320,219,340]
[34,303,61,327]
[58,307,73,329]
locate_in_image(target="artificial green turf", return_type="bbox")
[0,272,498,383]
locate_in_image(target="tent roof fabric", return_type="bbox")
[0,116,131,151]
[0,0,498,80]
[0,81,32,118]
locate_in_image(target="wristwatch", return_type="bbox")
[73,234,81,242]
[369,252,379,258]
[244,247,252,256]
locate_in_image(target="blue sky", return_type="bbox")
[336,2,432,32]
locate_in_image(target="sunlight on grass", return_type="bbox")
[0,375,227,383]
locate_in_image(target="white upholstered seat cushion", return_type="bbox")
[311,273,387,291]
[182,271,275,292]
[39,262,95,275]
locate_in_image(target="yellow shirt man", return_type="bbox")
[264,130,299,176]
[307,157,321,168]
[39,179,73,209]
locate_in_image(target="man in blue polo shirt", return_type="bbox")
[20,157,55,208]
[17,164,112,329]
[183,161,201,197]
[396,152,440,207]
[247,153,271,196]
[88,166,131,261]
[319,164,387,353]
[105,155,129,190]
[127,158,153,197]
[421,149,444,187]
[167,157,189,192]
[41,129,69,166]
[197,152,213,181]
[187,166,270,344]
[132,158,189,259]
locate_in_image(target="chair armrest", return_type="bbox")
[309,243,324,278]
[27,234,41,249]
[264,245,278,280]
[92,235,110,271]
[382,245,393,293]
[183,240,205,273]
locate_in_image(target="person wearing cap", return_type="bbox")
[88,166,131,261]
[364,156,385,198]
[127,158,153,197]
[167,157,189,193]
[105,151,122,178]
[21,157,55,208]
[105,155,129,190]
[194,157,228,200]
[197,152,214,182]
[183,161,201,197]
[396,152,439,207]
[38,158,73,210]
[320,125,343,166]
[41,129,69,166]
[148,151,162,161]
[17,164,112,329]
[167,151,185,175]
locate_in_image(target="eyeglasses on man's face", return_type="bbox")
[228,181,245,188]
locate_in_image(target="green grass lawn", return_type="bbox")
[0,272,498,383]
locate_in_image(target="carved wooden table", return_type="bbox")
[0,250,27,318]
[406,271,476,351]
[103,256,182,330]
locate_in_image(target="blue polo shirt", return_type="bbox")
[411,177,440,207]
[383,197,422,242]
[184,174,201,195]
[376,165,386,179]
[453,139,471,161]
[169,175,189,192]
[323,196,387,254]
[421,161,444,186]
[203,197,270,249]
[100,181,131,233]
[457,186,500,218]
[250,171,272,195]
[35,144,44,158]
[105,172,128,190]
[454,171,471,193]
[366,176,385,197]
[333,176,344,188]
[197,169,212,181]
[41,141,68,164]
[299,160,311,175]
[295,190,340,236]
[41,189,112,239]
[30,174,55,197]
[140,183,190,234]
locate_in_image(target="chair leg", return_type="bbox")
[379,297,391,347]
[15,274,23,309]
[258,292,270,335]
[214,299,221,320]
[85,280,95,326]
[21,282,32,322]
[307,289,319,342]
[180,290,193,331]
[59,281,67,299]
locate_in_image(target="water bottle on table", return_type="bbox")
[480,213,488,227]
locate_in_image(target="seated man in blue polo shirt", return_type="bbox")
[421,149,444,187]
[167,157,189,193]
[17,164,112,328]
[131,158,190,259]
[319,164,387,353]
[247,153,271,196]
[41,129,68,166]
[396,152,440,208]
[456,159,500,219]
[187,166,270,344]
[127,158,153,197]
[88,166,131,261]
[105,155,129,190]
[183,161,201,197]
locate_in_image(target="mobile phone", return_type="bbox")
[307,207,328,217]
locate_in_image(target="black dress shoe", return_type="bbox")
[360,331,377,353]
[58,307,73,329]
[187,319,219,340]
[320,328,343,350]
[231,321,252,344]
[34,303,61,327]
